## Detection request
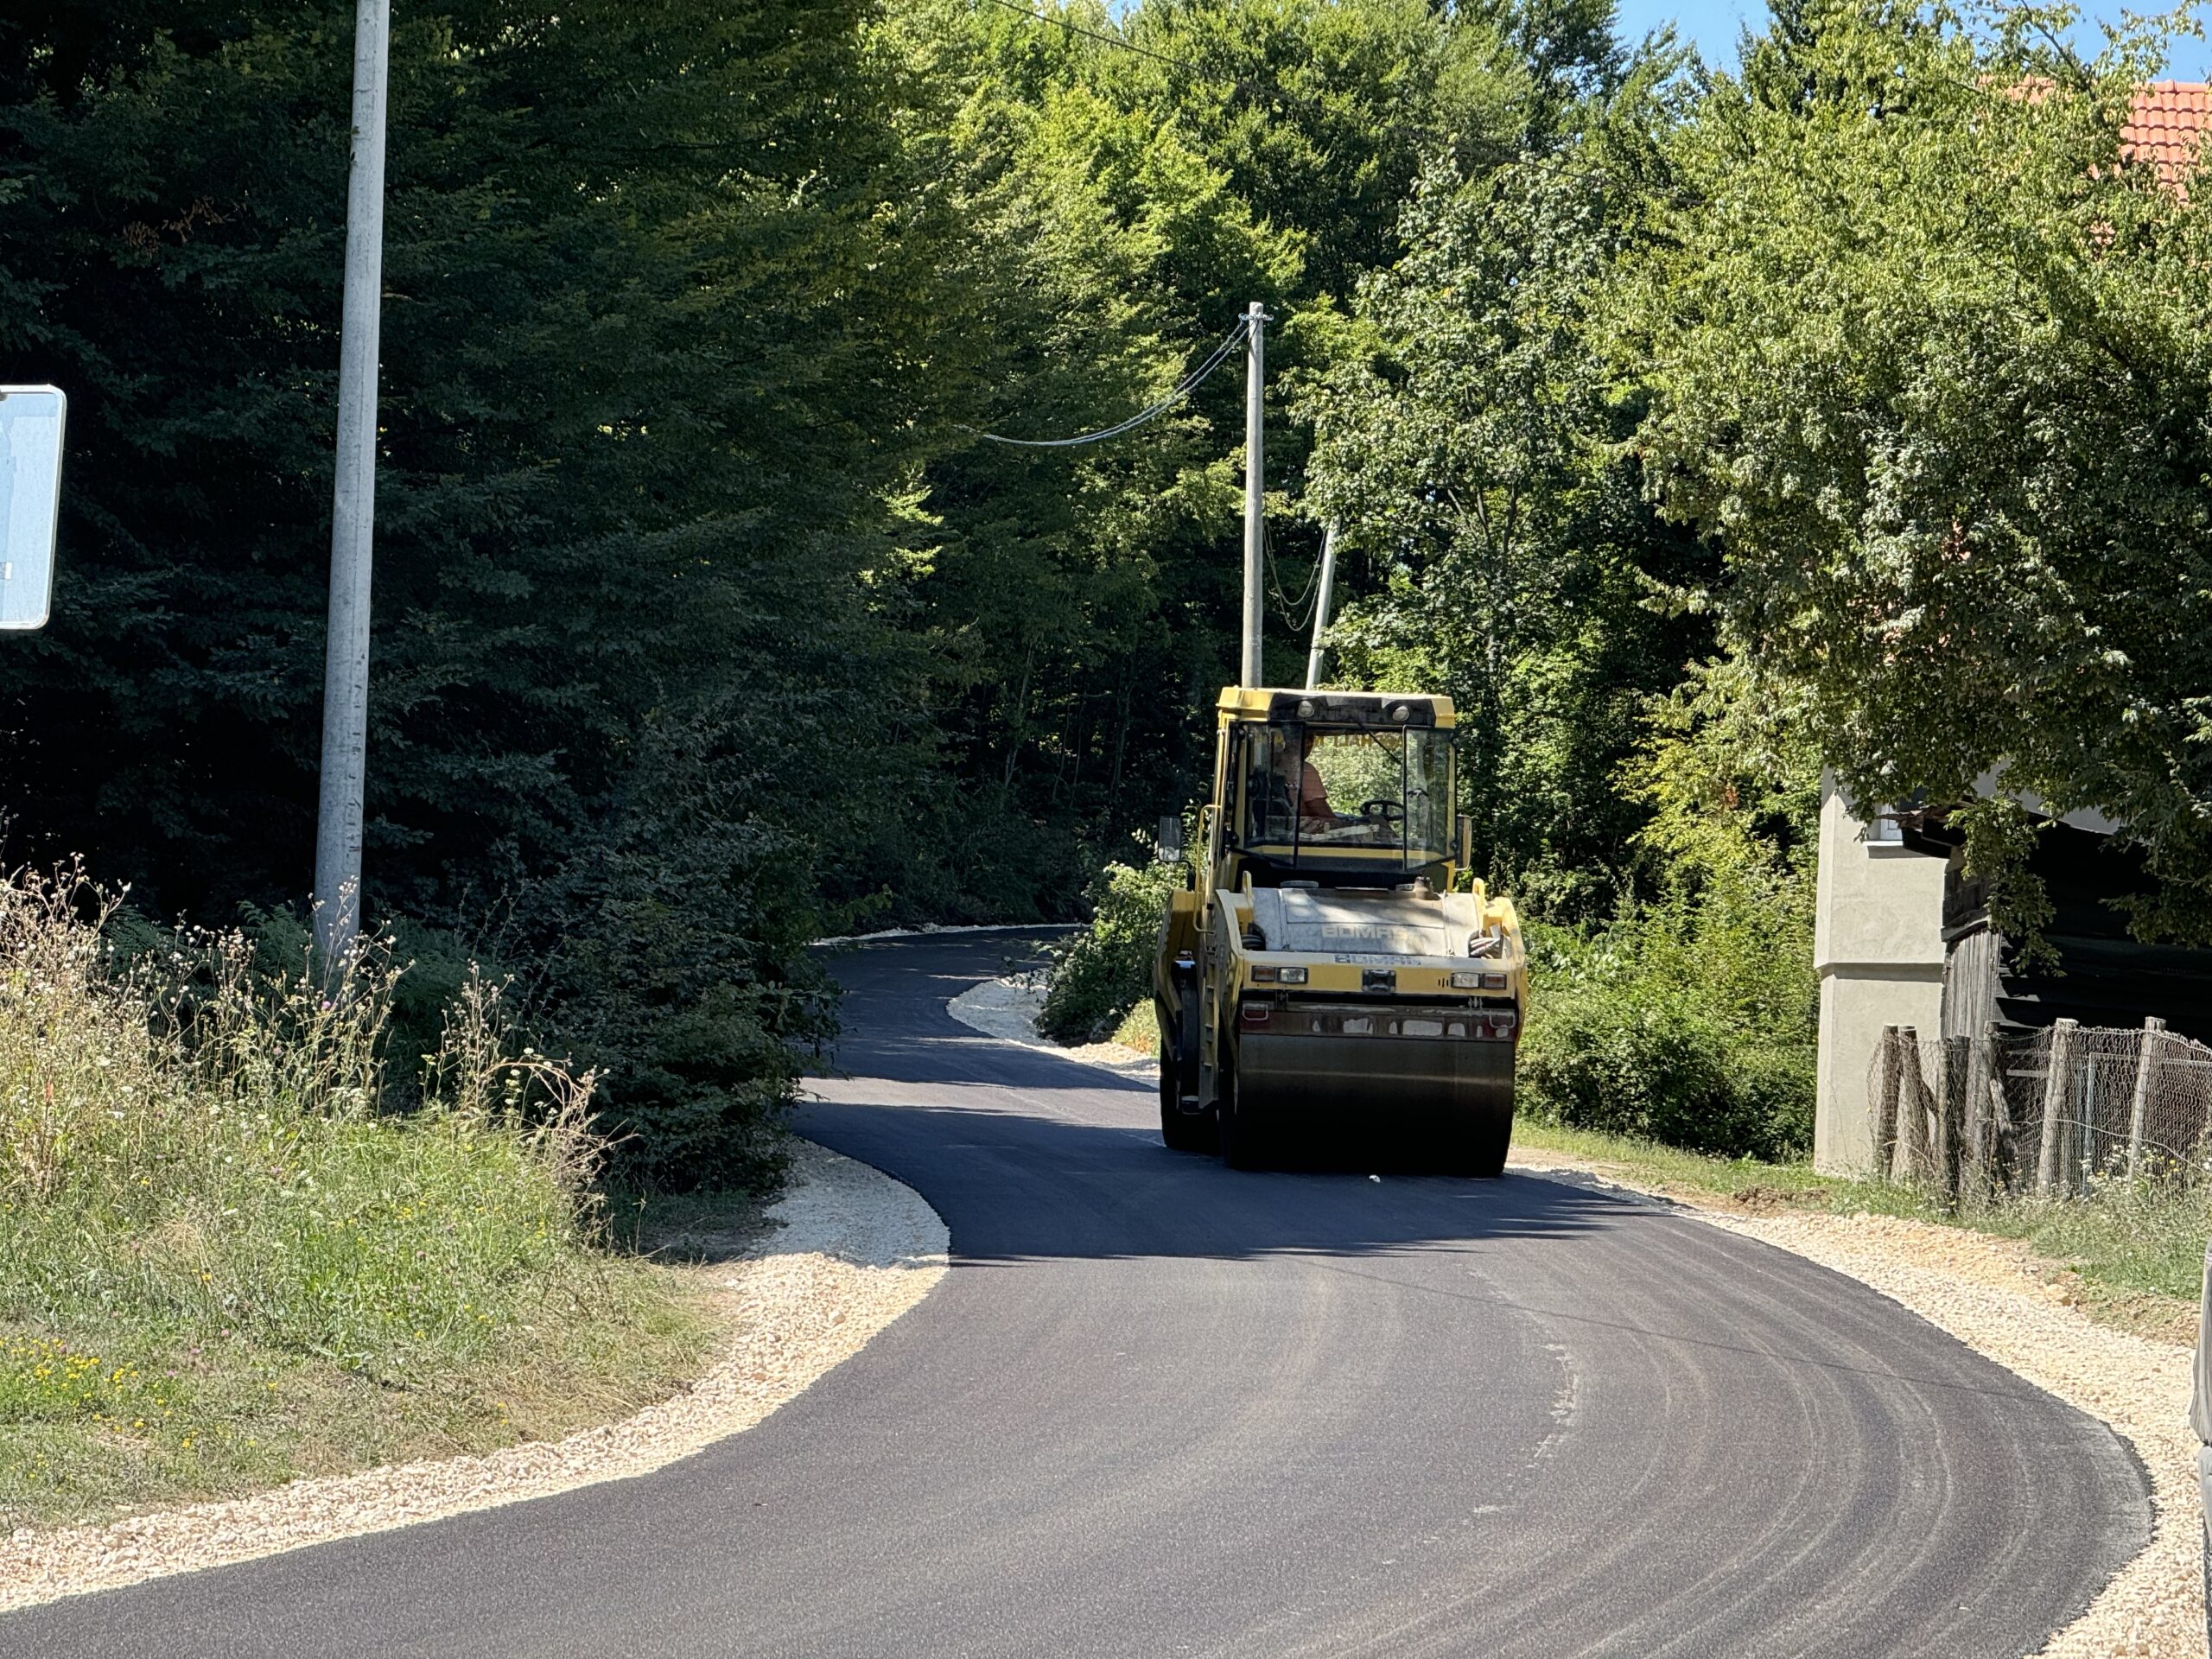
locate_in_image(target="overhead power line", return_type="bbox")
[1262,518,1320,631]
[971,315,1249,448]
[976,0,1196,70]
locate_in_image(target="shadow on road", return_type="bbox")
[801,928,1647,1266]
[797,1090,1630,1265]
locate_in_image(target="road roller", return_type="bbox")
[1151,687,1525,1173]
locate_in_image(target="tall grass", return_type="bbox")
[0,868,616,1382]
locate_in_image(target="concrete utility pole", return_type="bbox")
[314,0,391,966]
[1239,301,1266,690]
[1303,523,1338,691]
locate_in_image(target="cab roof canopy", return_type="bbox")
[1217,687,1455,730]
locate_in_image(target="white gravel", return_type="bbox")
[947,974,1158,1081]
[0,1138,947,1614]
[954,972,2204,1656]
[812,921,1060,948]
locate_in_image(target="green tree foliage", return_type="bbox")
[856,0,1300,916]
[1522,660,1821,1158]
[1300,124,1712,918]
[864,0,1613,923]
[23,0,2052,1182]
[1618,0,2212,938]
[0,0,956,1184]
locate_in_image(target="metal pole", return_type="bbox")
[1303,524,1338,691]
[1239,301,1266,690]
[314,0,391,967]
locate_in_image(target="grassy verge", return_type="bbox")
[0,870,747,1530]
[0,1264,719,1529]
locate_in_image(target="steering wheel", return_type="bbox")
[1360,798,1406,827]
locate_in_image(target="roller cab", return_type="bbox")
[1153,688,1525,1173]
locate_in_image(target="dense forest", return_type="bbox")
[3,0,2208,1180]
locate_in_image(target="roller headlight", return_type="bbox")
[1451,970,1510,990]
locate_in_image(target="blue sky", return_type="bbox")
[1612,0,2211,77]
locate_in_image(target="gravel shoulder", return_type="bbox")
[0,1138,947,1615]
[949,974,2203,1659]
[947,972,1159,1080]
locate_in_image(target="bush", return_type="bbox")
[1518,877,1817,1162]
[1037,851,1186,1046]
[522,705,842,1194]
[1520,988,1813,1161]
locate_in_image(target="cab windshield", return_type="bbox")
[1236,722,1452,868]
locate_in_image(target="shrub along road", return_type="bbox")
[2,932,2152,1657]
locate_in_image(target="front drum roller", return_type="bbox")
[1231,1004,1516,1177]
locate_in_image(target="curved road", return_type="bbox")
[8,931,2150,1657]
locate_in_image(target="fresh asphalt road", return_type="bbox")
[6,931,2152,1657]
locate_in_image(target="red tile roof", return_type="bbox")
[2121,80,2211,188]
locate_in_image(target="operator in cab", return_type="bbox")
[1293,731,1336,830]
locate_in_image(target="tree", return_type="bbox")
[0,0,967,1181]
[859,0,1641,925]
[1619,0,2212,937]
[1300,124,1709,916]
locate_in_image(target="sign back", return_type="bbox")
[0,387,67,632]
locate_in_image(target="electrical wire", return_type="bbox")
[969,315,1249,448]
[1262,519,1320,632]
[976,0,1196,70]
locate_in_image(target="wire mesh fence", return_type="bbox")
[1866,1019,2212,1201]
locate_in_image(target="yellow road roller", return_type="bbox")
[1152,687,1525,1173]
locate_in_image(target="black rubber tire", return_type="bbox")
[1217,1056,1266,1171]
[1442,1108,1514,1179]
[1159,1041,1216,1153]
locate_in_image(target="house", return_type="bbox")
[1813,778,2212,1173]
[1810,82,2212,1175]
[2120,79,2212,190]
